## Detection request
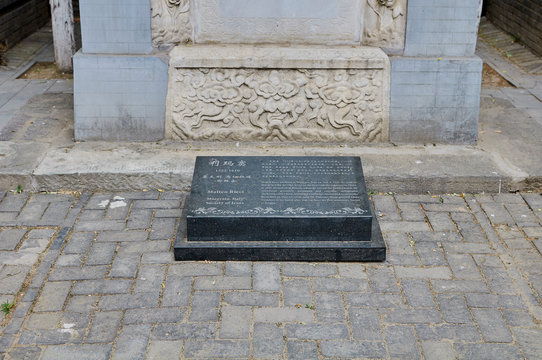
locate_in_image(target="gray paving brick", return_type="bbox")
[18,328,82,345]
[62,232,94,254]
[71,279,132,295]
[0,228,26,250]
[119,240,171,254]
[124,307,186,324]
[0,193,28,212]
[99,292,159,311]
[154,208,183,218]
[282,262,337,277]
[127,208,153,229]
[194,276,251,290]
[220,306,251,339]
[183,339,249,358]
[97,230,148,242]
[75,220,125,231]
[133,200,180,209]
[152,324,217,340]
[511,327,542,360]
[337,263,367,278]
[7,347,42,360]
[86,311,122,343]
[0,265,29,294]
[168,262,222,277]
[17,202,47,221]
[415,324,481,342]
[55,254,83,267]
[349,308,382,341]
[481,266,516,294]
[106,201,131,221]
[442,242,493,254]
[109,253,140,278]
[410,231,461,242]
[321,341,387,358]
[396,202,425,221]
[317,308,346,323]
[446,254,482,279]
[479,200,516,226]
[253,263,280,291]
[437,294,471,323]
[283,279,311,306]
[49,266,108,281]
[395,266,452,279]
[314,292,342,310]
[373,195,401,220]
[286,324,348,340]
[34,281,72,312]
[0,334,14,352]
[65,295,98,314]
[380,221,430,232]
[150,218,176,240]
[253,323,283,358]
[40,344,113,360]
[385,232,417,255]
[455,220,488,243]
[223,291,279,306]
[77,242,113,267]
[385,325,421,360]
[146,340,183,360]
[414,242,447,266]
[368,267,399,293]
[421,341,456,360]
[85,194,113,209]
[344,293,405,308]
[254,307,314,323]
[312,277,369,292]
[3,316,25,335]
[41,201,72,222]
[79,209,105,221]
[162,276,192,307]
[141,252,174,264]
[502,309,536,327]
[382,308,441,324]
[401,280,435,307]
[134,265,166,293]
[454,343,523,360]
[112,324,151,360]
[472,308,513,342]
[431,279,490,293]
[287,341,318,360]
[225,261,252,276]
[426,212,456,231]
[190,291,220,321]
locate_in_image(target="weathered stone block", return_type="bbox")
[166,45,390,142]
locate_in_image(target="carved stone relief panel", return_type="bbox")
[362,0,407,50]
[151,0,192,48]
[166,67,389,142]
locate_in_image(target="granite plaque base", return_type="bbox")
[174,156,385,261]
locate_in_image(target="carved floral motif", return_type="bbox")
[167,68,386,142]
[151,0,191,47]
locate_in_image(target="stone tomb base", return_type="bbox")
[165,45,390,143]
[174,156,386,261]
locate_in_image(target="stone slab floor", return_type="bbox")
[0,191,541,359]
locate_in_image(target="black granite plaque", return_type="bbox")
[174,156,385,261]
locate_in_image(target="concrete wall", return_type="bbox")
[75,0,165,141]
[74,53,168,141]
[390,0,483,144]
[485,0,542,57]
[390,57,482,144]
[79,0,151,54]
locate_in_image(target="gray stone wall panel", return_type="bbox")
[389,57,482,144]
[73,52,168,141]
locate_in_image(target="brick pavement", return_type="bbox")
[0,191,541,359]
